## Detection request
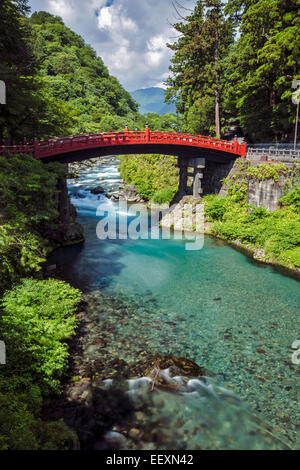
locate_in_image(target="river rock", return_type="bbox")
[160,196,203,232]
[45,222,84,246]
[90,186,105,194]
[123,185,139,202]
[129,356,205,392]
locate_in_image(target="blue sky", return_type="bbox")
[28,0,197,91]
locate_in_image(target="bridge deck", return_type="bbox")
[0,130,247,162]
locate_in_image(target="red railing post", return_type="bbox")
[145,123,150,142]
[241,142,247,158]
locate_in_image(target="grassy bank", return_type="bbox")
[203,188,300,272]
[201,159,300,271]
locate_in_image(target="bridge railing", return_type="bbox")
[0,131,247,159]
[247,147,300,162]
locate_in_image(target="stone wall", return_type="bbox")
[218,160,299,212]
[247,176,287,212]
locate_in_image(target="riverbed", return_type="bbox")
[49,157,299,449]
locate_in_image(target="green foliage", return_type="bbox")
[152,187,177,205]
[35,419,79,450]
[29,11,140,135]
[1,278,81,393]
[0,279,81,449]
[119,154,179,202]
[165,0,234,136]
[0,224,46,293]
[279,186,300,210]
[0,2,79,141]
[224,0,300,141]
[0,382,39,450]
[142,113,182,132]
[203,195,230,220]
[166,0,300,141]
[245,163,288,181]
[0,153,64,293]
[0,153,61,225]
[204,193,300,269]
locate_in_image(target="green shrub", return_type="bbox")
[119,154,179,202]
[0,388,39,450]
[205,194,300,269]
[245,163,288,182]
[0,153,65,294]
[203,195,230,221]
[1,278,81,393]
[0,279,81,450]
[152,187,176,204]
[279,186,300,210]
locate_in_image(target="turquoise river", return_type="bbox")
[49,157,299,450]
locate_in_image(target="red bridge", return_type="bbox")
[0,127,247,164]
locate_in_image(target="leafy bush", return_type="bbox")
[0,153,61,227]
[245,163,288,182]
[152,187,177,204]
[205,193,300,269]
[279,186,300,210]
[0,154,65,294]
[119,154,179,202]
[0,279,81,450]
[203,195,230,220]
[1,278,81,393]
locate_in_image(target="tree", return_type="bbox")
[165,1,234,136]
[0,2,78,141]
[29,11,140,135]
[224,0,300,142]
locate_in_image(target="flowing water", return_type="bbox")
[50,157,299,449]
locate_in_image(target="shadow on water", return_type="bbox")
[48,217,132,291]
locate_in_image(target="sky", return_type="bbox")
[28,0,197,92]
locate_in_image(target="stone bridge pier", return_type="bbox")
[178,157,235,198]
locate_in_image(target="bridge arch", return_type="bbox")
[0,127,247,164]
[0,127,247,198]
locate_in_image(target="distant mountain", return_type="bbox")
[131,87,176,115]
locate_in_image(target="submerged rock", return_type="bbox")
[129,356,206,392]
[90,186,105,194]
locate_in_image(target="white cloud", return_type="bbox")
[97,7,113,29]
[28,0,197,91]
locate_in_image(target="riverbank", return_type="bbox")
[159,193,300,275]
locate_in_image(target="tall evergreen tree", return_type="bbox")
[224,0,300,142]
[165,1,234,137]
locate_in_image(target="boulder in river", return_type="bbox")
[123,185,140,203]
[90,186,105,194]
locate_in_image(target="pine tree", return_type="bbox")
[165,1,234,137]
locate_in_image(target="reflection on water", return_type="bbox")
[49,157,300,448]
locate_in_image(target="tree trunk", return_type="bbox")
[215,32,220,138]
